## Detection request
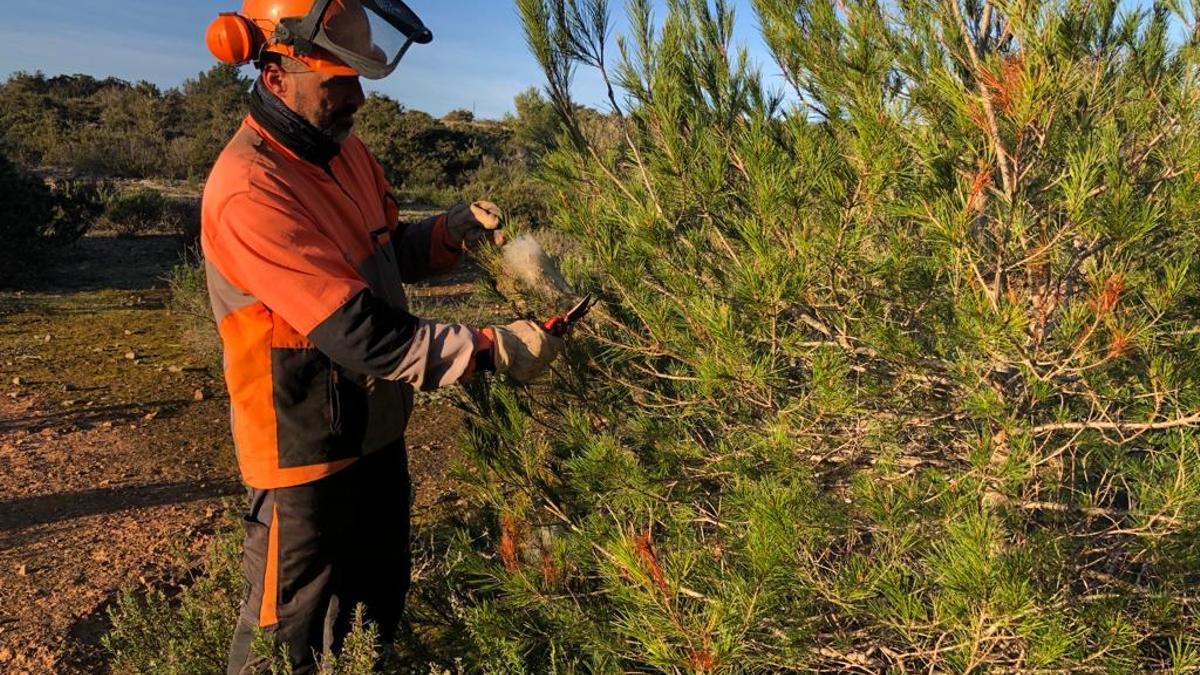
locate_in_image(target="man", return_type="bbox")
[201,1,564,671]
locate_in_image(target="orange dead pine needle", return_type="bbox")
[977,55,1023,115]
[688,648,716,672]
[967,101,990,131]
[1107,330,1132,360]
[1000,54,1025,112]
[1088,274,1126,316]
[499,512,522,573]
[634,527,669,593]
[967,165,994,213]
[539,554,560,585]
[976,68,1011,114]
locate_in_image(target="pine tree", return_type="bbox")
[452,0,1200,671]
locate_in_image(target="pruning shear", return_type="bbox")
[542,294,596,337]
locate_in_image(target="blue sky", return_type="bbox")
[0,1,1165,118]
[0,0,776,119]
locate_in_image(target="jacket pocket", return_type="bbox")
[271,348,362,469]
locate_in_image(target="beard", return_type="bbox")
[322,114,355,144]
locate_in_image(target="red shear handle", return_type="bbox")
[543,315,569,337]
[542,294,595,337]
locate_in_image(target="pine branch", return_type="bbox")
[1030,412,1200,435]
[947,0,1014,196]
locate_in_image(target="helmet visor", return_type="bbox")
[316,0,431,79]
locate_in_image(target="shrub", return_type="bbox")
[354,93,519,208]
[47,178,109,245]
[0,151,54,251]
[103,518,387,674]
[506,88,559,161]
[449,0,1200,672]
[103,516,461,674]
[103,523,243,674]
[457,157,550,228]
[0,153,106,285]
[167,247,220,371]
[164,197,201,241]
[168,65,254,180]
[101,189,168,237]
[48,83,171,177]
[442,108,476,124]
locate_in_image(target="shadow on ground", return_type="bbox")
[3,234,186,294]
[0,397,208,434]
[0,479,242,534]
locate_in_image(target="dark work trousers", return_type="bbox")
[227,442,411,675]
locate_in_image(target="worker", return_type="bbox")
[201,1,564,671]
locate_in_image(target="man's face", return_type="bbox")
[291,71,365,142]
[268,63,365,143]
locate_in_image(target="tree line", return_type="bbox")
[0,65,601,284]
[0,66,565,202]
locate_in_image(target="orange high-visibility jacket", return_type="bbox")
[202,115,483,489]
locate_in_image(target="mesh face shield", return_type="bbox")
[276,0,432,79]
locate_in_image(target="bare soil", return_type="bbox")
[0,230,494,673]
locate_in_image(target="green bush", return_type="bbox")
[0,68,556,217]
[167,247,221,370]
[102,516,462,674]
[165,197,202,241]
[0,152,54,251]
[101,189,168,237]
[354,92,561,213]
[169,65,255,180]
[0,153,106,285]
[449,0,1200,671]
[46,83,171,177]
[47,178,110,245]
[442,108,476,124]
[104,524,243,674]
[457,157,550,228]
[102,517,387,674]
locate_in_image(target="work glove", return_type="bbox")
[490,320,564,383]
[446,200,504,248]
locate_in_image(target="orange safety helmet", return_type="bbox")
[206,0,432,79]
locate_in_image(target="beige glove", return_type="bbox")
[446,200,504,248]
[491,320,565,383]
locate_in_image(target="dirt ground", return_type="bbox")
[0,230,491,673]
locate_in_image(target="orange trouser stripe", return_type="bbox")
[260,504,280,627]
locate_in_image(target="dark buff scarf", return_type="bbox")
[248,79,342,167]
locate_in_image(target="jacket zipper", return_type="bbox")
[323,162,400,298]
[324,162,394,258]
[328,360,342,434]
[322,163,370,234]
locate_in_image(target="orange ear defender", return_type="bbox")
[204,0,431,78]
[206,13,259,65]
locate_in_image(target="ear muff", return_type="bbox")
[206,13,258,65]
